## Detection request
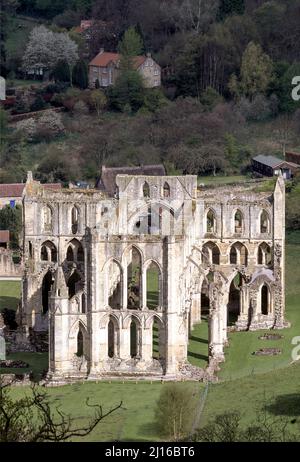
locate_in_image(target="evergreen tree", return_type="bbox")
[72,60,88,89]
[53,60,71,83]
[218,0,245,20]
[0,205,22,248]
[118,26,143,71]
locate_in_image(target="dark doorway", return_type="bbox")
[42,271,53,314]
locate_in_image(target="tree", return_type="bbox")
[72,60,88,89]
[90,89,107,117]
[218,0,245,20]
[229,42,273,100]
[0,378,122,442]
[160,0,219,34]
[53,60,71,84]
[193,409,296,442]
[109,70,145,112]
[0,204,22,248]
[155,383,195,441]
[118,26,143,71]
[109,27,145,112]
[22,26,57,75]
[22,26,78,82]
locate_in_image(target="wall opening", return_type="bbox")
[143,182,150,198]
[260,211,270,234]
[71,206,79,234]
[227,273,243,325]
[42,270,54,314]
[67,271,82,299]
[108,261,122,308]
[127,247,142,309]
[130,320,139,358]
[146,262,160,309]
[261,284,269,315]
[206,210,216,233]
[163,182,170,198]
[77,330,84,357]
[234,210,243,234]
[108,320,115,358]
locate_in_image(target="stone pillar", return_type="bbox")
[142,326,152,362]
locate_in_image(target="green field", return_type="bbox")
[1,233,300,440]
[0,280,21,311]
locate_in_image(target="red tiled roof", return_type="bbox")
[89,52,146,69]
[0,230,9,243]
[0,184,24,198]
[0,183,62,198]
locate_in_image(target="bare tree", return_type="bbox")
[0,378,122,442]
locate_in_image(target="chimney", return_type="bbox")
[146,52,151,58]
[99,48,104,54]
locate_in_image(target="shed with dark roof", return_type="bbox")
[251,155,299,179]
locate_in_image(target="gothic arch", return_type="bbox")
[68,319,88,340]
[233,209,244,234]
[260,210,271,234]
[42,204,53,232]
[71,205,80,234]
[66,238,84,263]
[40,240,57,262]
[202,241,220,265]
[229,242,248,266]
[257,242,272,266]
[205,208,217,234]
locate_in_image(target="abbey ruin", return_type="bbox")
[20,171,286,383]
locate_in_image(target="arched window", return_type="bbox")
[258,243,272,266]
[130,319,140,358]
[67,271,82,299]
[261,284,269,315]
[81,293,86,313]
[42,271,53,314]
[41,246,48,261]
[230,246,237,264]
[108,320,115,358]
[234,210,243,234]
[42,205,53,232]
[77,330,84,357]
[206,209,216,234]
[152,317,164,360]
[71,206,79,234]
[230,243,248,266]
[202,242,220,265]
[146,262,161,310]
[67,246,74,262]
[143,182,150,198]
[163,182,170,198]
[40,241,57,262]
[127,247,142,309]
[260,210,270,234]
[107,261,122,309]
[77,244,84,262]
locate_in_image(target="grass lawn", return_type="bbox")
[0,280,21,311]
[198,175,248,186]
[188,317,209,369]
[201,362,300,434]
[6,381,203,442]
[0,352,48,381]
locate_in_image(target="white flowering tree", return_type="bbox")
[23,26,78,83]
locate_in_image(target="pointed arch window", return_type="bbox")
[163,182,170,198]
[234,210,243,234]
[71,206,79,234]
[260,210,270,234]
[42,205,53,232]
[143,182,150,198]
[206,209,216,233]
